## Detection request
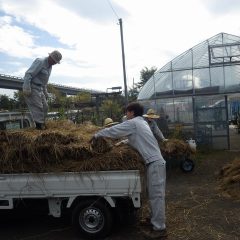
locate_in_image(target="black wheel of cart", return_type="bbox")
[72,199,113,239]
[181,158,195,172]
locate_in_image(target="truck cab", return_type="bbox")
[0,111,34,130]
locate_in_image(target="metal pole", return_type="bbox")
[119,18,128,106]
[225,95,230,150]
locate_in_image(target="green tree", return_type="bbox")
[75,92,91,102]
[0,94,11,110]
[136,66,157,90]
[47,84,66,110]
[128,86,139,102]
[48,84,62,101]
[13,91,27,109]
[72,92,91,108]
[100,99,123,122]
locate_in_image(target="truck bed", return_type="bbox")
[0,170,141,209]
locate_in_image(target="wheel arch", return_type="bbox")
[67,196,115,211]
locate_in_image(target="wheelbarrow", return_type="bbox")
[161,139,196,173]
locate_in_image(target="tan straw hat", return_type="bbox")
[104,118,119,127]
[143,108,160,119]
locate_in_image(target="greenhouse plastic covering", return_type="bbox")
[138,33,240,100]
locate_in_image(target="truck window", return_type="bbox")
[0,122,4,130]
[0,119,30,130]
[6,121,21,130]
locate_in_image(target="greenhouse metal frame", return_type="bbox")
[138,33,240,149]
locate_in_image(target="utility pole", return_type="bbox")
[119,18,128,106]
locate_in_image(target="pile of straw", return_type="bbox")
[0,120,145,174]
[160,139,194,159]
[0,120,195,174]
[218,158,240,199]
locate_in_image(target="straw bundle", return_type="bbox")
[35,131,80,145]
[160,139,194,158]
[66,145,145,173]
[90,137,113,154]
[218,158,240,199]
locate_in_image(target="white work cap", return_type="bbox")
[49,50,62,64]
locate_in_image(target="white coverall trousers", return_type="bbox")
[24,87,48,124]
[147,160,166,231]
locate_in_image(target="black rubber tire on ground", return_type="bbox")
[72,199,113,239]
[180,159,195,172]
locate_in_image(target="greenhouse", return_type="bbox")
[138,32,240,149]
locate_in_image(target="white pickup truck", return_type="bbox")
[0,170,141,239]
[0,111,34,130]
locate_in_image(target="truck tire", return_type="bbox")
[181,159,194,172]
[72,199,113,239]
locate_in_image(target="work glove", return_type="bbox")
[43,88,49,100]
[22,81,31,96]
[89,136,97,145]
[89,136,98,151]
[44,93,49,100]
[115,139,128,146]
[23,89,31,96]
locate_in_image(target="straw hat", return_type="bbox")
[143,109,160,119]
[104,118,119,127]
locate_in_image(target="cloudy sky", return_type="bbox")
[1,0,240,96]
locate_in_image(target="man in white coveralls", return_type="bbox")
[90,102,167,239]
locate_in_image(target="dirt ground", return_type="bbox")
[0,150,239,240]
[163,150,240,240]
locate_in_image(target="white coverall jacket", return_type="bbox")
[94,116,166,231]
[22,57,52,124]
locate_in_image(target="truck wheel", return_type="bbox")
[181,159,194,172]
[72,199,113,239]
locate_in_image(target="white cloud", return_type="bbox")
[54,0,128,23]
[0,16,35,58]
[1,0,240,96]
[202,0,240,14]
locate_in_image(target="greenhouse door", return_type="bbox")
[193,95,230,149]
